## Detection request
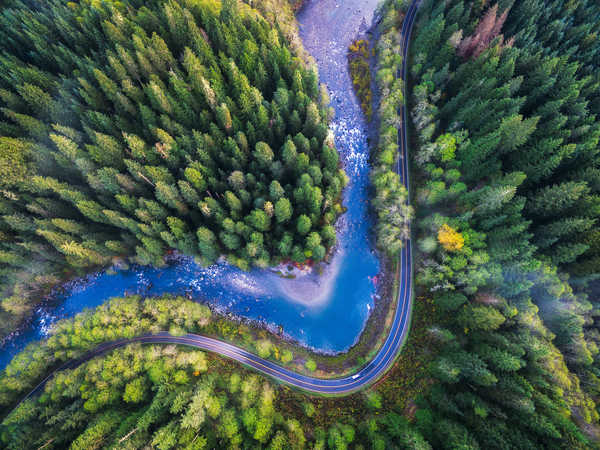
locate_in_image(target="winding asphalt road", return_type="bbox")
[10,0,420,406]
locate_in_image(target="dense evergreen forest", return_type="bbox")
[404,0,600,446]
[0,0,344,338]
[3,0,600,448]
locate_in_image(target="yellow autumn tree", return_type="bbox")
[437,224,464,252]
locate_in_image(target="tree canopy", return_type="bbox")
[0,0,346,338]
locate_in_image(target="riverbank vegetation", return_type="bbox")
[369,12,414,259]
[348,39,373,121]
[0,0,347,339]
[374,0,600,447]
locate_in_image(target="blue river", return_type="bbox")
[0,0,383,369]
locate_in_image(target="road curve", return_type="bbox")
[10,0,421,406]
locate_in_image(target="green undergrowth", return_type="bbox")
[373,296,437,414]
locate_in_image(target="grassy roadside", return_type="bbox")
[274,295,437,425]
